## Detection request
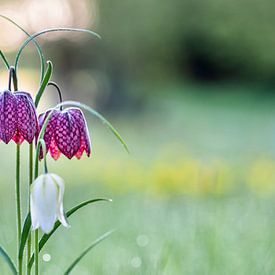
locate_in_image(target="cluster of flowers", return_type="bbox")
[0,17,126,274]
[0,87,91,233]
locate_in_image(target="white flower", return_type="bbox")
[30,173,69,234]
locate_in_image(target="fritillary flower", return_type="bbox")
[0,90,37,144]
[38,108,91,160]
[30,173,69,234]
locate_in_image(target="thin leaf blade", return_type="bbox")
[0,51,10,69]
[19,214,31,261]
[28,198,111,268]
[15,27,100,72]
[63,230,115,275]
[75,101,130,153]
[35,60,53,107]
[0,14,45,81]
[0,245,17,275]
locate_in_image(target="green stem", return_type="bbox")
[16,144,22,274]
[43,153,48,174]
[18,258,22,275]
[33,143,40,275]
[35,230,39,275]
[27,143,33,275]
[0,50,10,69]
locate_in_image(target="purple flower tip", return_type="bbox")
[38,108,91,160]
[0,90,37,144]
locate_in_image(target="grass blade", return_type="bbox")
[0,14,45,82]
[18,214,31,262]
[28,198,111,269]
[63,230,115,275]
[15,27,100,73]
[35,60,53,107]
[70,101,130,153]
[0,51,10,69]
[0,245,17,275]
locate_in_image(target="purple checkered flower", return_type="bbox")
[0,90,37,144]
[38,108,91,160]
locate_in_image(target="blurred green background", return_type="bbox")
[1,0,275,274]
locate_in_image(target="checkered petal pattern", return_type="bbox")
[38,108,91,160]
[37,109,59,160]
[0,91,17,143]
[0,90,37,144]
[67,108,91,159]
[14,92,37,143]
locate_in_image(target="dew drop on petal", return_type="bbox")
[131,256,142,268]
[42,253,51,262]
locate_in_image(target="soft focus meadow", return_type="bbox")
[1,0,275,274]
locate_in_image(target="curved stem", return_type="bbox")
[0,14,45,83]
[27,143,33,275]
[16,144,22,274]
[47,82,63,110]
[15,28,100,73]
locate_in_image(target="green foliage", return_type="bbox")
[19,214,31,263]
[0,51,10,69]
[63,230,115,275]
[0,246,17,275]
[0,14,45,81]
[35,61,53,107]
[15,27,100,74]
[0,84,274,273]
[28,198,111,269]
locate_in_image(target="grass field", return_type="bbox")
[1,83,275,274]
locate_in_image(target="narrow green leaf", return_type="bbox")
[15,27,100,73]
[0,51,10,69]
[36,101,129,155]
[63,229,115,275]
[68,101,130,153]
[0,14,45,82]
[40,198,112,250]
[0,245,17,275]
[18,214,31,261]
[28,198,111,269]
[34,61,53,107]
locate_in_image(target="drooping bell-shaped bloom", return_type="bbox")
[0,90,37,144]
[38,108,91,160]
[30,173,69,234]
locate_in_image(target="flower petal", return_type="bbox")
[12,129,25,144]
[54,111,81,159]
[49,136,61,160]
[51,174,70,228]
[15,92,37,143]
[67,108,91,159]
[38,110,59,159]
[0,90,17,144]
[30,174,58,234]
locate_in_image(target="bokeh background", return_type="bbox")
[1,0,275,274]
